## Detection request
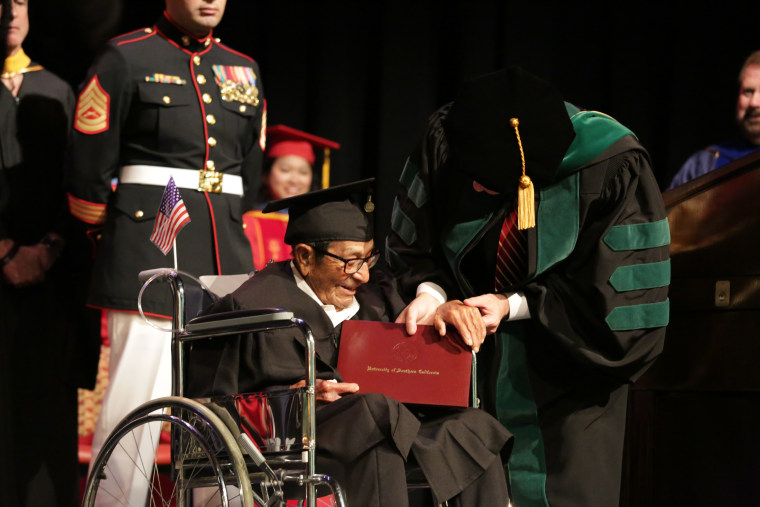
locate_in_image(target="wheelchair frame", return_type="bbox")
[81,269,347,507]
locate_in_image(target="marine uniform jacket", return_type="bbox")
[387,103,670,507]
[185,260,512,506]
[66,12,265,316]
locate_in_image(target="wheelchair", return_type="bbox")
[80,268,347,507]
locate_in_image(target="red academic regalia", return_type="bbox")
[243,209,291,270]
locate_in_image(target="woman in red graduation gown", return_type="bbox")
[244,125,339,270]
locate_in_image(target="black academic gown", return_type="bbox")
[186,261,512,506]
[0,65,82,507]
[386,104,669,507]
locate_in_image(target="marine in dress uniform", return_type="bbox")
[244,124,340,270]
[0,1,81,504]
[187,180,513,507]
[65,4,265,504]
[388,67,669,507]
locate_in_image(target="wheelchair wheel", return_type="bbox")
[82,396,255,507]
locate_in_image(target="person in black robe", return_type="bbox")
[0,1,88,505]
[187,179,513,507]
[386,67,669,507]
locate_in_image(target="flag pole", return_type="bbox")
[172,239,178,270]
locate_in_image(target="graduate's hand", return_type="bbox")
[290,379,359,403]
[433,300,487,352]
[395,292,440,335]
[463,293,510,334]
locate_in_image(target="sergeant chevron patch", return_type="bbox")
[75,75,110,134]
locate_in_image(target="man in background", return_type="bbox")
[0,0,81,505]
[669,50,760,188]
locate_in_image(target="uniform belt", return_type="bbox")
[119,165,244,196]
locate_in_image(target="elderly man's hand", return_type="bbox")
[433,300,487,352]
[463,293,510,334]
[395,292,440,335]
[290,378,359,403]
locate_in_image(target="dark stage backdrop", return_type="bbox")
[24,0,759,242]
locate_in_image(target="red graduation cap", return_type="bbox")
[265,124,341,189]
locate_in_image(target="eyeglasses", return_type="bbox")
[313,247,381,274]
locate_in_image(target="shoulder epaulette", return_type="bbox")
[110,27,156,45]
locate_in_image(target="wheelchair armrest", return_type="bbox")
[184,308,295,335]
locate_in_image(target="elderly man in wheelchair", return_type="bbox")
[83,178,512,507]
[184,179,513,506]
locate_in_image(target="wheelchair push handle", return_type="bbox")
[136,268,190,333]
[138,267,178,283]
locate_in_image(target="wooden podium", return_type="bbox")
[623,150,760,506]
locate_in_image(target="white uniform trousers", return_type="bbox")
[88,310,173,506]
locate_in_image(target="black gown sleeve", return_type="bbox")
[523,145,669,382]
[386,104,461,302]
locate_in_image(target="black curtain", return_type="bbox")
[24,0,759,241]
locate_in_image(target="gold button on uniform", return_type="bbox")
[202,93,212,103]
[135,210,144,218]
[162,96,171,104]
[239,105,247,113]
[208,137,217,147]
[193,55,201,65]
[206,160,216,170]
[206,114,216,125]
[197,75,206,85]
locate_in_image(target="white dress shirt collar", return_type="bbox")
[291,261,360,328]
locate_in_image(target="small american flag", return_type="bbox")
[150,176,191,255]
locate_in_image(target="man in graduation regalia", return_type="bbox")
[387,67,670,507]
[0,0,82,504]
[187,179,513,507]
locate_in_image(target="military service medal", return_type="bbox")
[212,65,260,106]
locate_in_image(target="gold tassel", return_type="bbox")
[510,118,535,230]
[322,147,331,189]
[518,174,535,230]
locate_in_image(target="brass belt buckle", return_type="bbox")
[198,169,223,193]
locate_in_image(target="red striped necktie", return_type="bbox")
[494,209,528,292]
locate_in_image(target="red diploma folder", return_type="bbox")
[337,320,472,407]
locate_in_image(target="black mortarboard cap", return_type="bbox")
[443,66,576,194]
[262,178,375,245]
